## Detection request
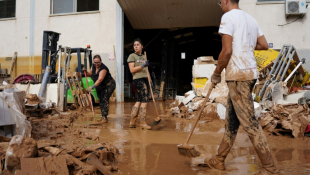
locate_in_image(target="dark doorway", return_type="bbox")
[123,15,221,101]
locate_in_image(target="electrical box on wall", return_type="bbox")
[285,0,307,17]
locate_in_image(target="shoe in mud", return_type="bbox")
[262,166,280,174]
[95,117,108,124]
[140,121,151,130]
[208,156,225,171]
[129,117,137,128]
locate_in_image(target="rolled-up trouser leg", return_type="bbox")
[227,80,276,169]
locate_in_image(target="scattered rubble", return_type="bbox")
[259,104,310,138]
[5,135,38,174]
[0,87,120,174]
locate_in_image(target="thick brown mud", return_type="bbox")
[69,102,310,175]
[1,101,310,174]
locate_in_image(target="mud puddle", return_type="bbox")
[71,102,310,175]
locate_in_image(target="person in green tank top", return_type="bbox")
[127,38,152,130]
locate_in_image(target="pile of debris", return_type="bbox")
[169,79,228,122]
[0,87,120,174]
[25,94,56,118]
[168,47,310,139]
[259,104,310,138]
[1,135,118,175]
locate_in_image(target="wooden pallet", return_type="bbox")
[66,72,91,109]
[25,108,55,117]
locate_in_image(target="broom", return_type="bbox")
[177,84,214,157]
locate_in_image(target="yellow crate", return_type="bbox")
[193,78,208,86]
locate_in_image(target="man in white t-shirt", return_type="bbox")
[209,0,279,174]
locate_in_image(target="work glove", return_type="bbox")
[87,87,92,92]
[211,72,221,85]
[141,60,149,68]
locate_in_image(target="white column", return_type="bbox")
[116,2,124,103]
[29,0,36,73]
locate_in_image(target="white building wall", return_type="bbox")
[240,0,310,71]
[0,0,124,101]
[0,0,118,75]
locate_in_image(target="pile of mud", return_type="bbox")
[25,94,42,105]
[1,110,120,174]
[1,137,118,175]
[29,112,79,140]
[259,104,310,138]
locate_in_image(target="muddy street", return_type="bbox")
[73,102,310,175]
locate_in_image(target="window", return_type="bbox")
[257,0,283,2]
[0,0,16,19]
[257,0,310,3]
[51,0,99,14]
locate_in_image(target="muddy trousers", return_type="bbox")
[96,79,116,117]
[215,80,276,169]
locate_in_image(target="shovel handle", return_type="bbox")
[144,51,160,119]
[184,84,215,144]
[83,70,94,115]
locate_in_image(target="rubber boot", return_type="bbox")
[129,106,139,128]
[139,107,151,130]
[96,116,108,124]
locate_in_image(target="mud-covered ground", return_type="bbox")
[1,101,310,175]
[73,102,310,175]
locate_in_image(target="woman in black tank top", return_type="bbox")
[85,55,116,123]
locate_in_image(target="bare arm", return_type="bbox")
[214,34,233,74]
[128,62,143,73]
[94,69,107,86]
[255,35,268,50]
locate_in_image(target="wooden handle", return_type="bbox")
[184,84,214,144]
[83,70,94,116]
[144,51,160,118]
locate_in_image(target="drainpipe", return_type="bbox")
[29,0,35,74]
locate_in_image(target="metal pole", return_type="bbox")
[62,47,67,82]
[284,58,306,83]
[57,45,62,83]
[272,47,288,80]
[280,50,296,81]
[269,45,284,77]
[276,45,293,81]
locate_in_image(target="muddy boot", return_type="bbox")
[208,156,225,171]
[263,166,280,174]
[139,107,151,130]
[96,116,108,124]
[129,106,139,128]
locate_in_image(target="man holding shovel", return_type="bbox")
[209,0,279,173]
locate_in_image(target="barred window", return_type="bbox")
[0,0,16,19]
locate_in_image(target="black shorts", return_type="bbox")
[133,78,149,103]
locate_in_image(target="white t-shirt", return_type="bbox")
[219,9,263,81]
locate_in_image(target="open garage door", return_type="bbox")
[118,0,223,101]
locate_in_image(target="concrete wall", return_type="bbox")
[240,0,310,72]
[0,0,118,79]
